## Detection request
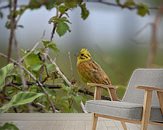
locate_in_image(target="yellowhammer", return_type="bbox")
[77,48,118,101]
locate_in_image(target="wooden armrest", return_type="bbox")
[137,86,163,92]
[87,83,119,101]
[87,83,116,89]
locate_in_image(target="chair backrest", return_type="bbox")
[122,68,163,107]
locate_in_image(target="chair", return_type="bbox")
[85,68,163,130]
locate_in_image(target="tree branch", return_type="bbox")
[0,4,10,10]
[47,54,72,87]
[90,1,159,10]
[6,81,111,100]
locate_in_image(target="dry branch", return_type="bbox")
[47,54,72,87]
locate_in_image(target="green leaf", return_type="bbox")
[64,0,78,8]
[31,64,42,72]
[0,63,14,90]
[42,40,59,53]
[56,22,71,37]
[115,0,120,4]
[124,0,135,7]
[49,16,71,24]
[46,63,55,73]
[48,16,58,24]
[24,53,42,69]
[59,5,68,14]
[137,3,149,16]
[80,3,89,20]
[0,92,44,113]
[55,0,64,6]
[28,0,41,9]
[0,123,19,130]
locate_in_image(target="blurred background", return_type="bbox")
[0,0,163,89]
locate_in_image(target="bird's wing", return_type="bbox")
[90,60,112,85]
[77,60,111,85]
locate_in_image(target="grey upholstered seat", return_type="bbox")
[86,100,163,122]
[85,69,163,123]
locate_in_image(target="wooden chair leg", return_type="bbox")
[121,121,127,130]
[141,90,152,130]
[157,91,163,114]
[92,113,98,130]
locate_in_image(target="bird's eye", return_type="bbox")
[81,54,84,56]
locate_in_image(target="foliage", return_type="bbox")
[0,40,86,113]
[115,0,150,16]
[0,123,19,130]
[1,0,89,37]
[0,63,14,91]
[0,92,44,113]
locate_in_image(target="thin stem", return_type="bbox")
[93,1,159,10]
[20,41,41,62]
[47,54,72,87]
[68,51,74,78]
[50,12,64,41]
[80,101,88,113]
[0,5,10,10]
[14,33,27,90]
[5,81,111,100]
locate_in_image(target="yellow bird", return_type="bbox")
[77,48,118,101]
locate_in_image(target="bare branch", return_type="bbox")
[47,54,72,87]
[14,34,27,90]
[80,101,88,113]
[0,4,10,10]
[6,81,111,100]
[68,51,74,78]
[91,1,159,10]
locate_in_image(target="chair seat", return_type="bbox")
[85,100,163,122]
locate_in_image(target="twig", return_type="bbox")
[41,65,50,83]
[134,23,152,37]
[89,1,159,10]
[78,89,110,100]
[6,81,111,100]
[80,101,88,113]
[47,54,72,87]
[50,11,64,41]
[0,4,10,10]
[7,0,16,63]
[6,81,60,89]
[0,52,56,112]
[20,41,41,62]
[9,83,22,90]
[14,33,27,90]
[68,51,74,78]
[50,8,59,41]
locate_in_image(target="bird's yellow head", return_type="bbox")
[77,48,91,64]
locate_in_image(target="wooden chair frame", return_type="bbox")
[87,83,163,130]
